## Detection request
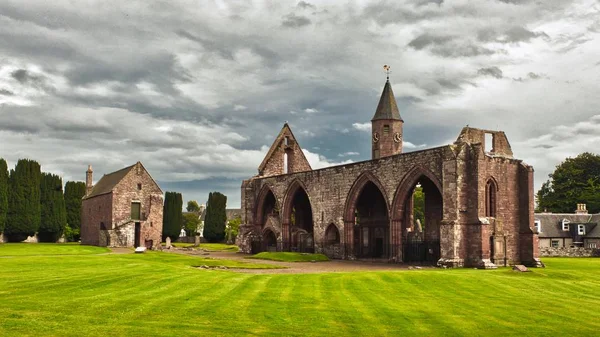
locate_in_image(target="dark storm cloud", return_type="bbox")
[0,89,14,96]
[281,13,312,28]
[477,67,503,79]
[408,34,495,57]
[297,1,316,10]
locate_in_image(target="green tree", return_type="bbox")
[162,191,183,241]
[413,186,425,229]
[38,173,67,242]
[183,212,201,236]
[186,200,200,213]
[203,192,227,243]
[64,181,86,242]
[226,215,241,244]
[6,159,41,241]
[0,158,8,234]
[537,152,600,213]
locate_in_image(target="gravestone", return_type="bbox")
[513,265,530,272]
[165,237,172,249]
[194,235,200,246]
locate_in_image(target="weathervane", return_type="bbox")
[383,65,391,80]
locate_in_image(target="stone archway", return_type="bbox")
[323,223,342,259]
[263,228,278,252]
[391,167,443,264]
[344,172,390,259]
[282,180,314,253]
[255,185,278,228]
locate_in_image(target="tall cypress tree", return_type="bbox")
[0,158,8,234]
[6,159,41,241]
[64,181,86,241]
[203,191,227,243]
[162,191,183,241]
[38,173,67,242]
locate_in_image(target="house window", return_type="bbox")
[137,183,142,190]
[551,240,560,248]
[383,125,390,135]
[534,220,541,233]
[588,243,597,248]
[131,202,141,220]
[562,219,570,231]
[485,179,497,217]
[578,224,585,235]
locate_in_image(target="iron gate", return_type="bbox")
[403,237,440,264]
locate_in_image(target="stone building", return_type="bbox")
[237,78,542,268]
[81,162,163,248]
[535,204,600,249]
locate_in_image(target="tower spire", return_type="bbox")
[371,66,404,159]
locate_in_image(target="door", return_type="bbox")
[134,222,141,247]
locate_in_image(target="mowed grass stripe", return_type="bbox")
[2,245,600,336]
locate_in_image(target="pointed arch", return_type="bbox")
[343,171,390,222]
[485,177,498,218]
[255,184,278,227]
[391,166,442,220]
[281,179,311,222]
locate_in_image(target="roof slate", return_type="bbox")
[84,164,136,199]
[372,80,403,121]
[535,213,599,238]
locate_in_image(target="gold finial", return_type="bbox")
[383,65,391,80]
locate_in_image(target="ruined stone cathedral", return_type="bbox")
[237,78,542,268]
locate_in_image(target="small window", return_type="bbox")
[534,220,541,233]
[283,153,288,174]
[562,219,570,231]
[131,202,141,220]
[551,240,560,248]
[284,136,289,146]
[383,125,390,135]
[578,224,585,235]
[137,183,142,190]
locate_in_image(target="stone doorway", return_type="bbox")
[353,181,389,259]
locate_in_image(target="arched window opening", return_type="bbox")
[260,190,277,226]
[283,153,288,174]
[288,187,314,253]
[485,179,497,218]
[353,181,389,258]
[325,224,340,245]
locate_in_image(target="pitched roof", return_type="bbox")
[257,123,312,174]
[84,164,136,199]
[535,213,598,238]
[372,79,403,121]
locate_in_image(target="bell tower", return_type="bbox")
[372,66,403,159]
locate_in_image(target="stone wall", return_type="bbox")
[111,164,163,248]
[540,247,600,257]
[81,193,112,246]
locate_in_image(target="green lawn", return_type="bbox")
[249,252,329,262]
[1,244,600,336]
[0,243,110,256]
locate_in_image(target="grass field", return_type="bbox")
[1,244,600,336]
[249,252,329,262]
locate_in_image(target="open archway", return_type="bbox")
[283,182,314,253]
[392,168,443,263]
[263,229,277,252]
[352,181,390,258]
[255,186,278,228]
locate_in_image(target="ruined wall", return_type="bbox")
[242,146,447,257]
[540,247,600,257]
[259,126,312,177]
[81,193,112,246]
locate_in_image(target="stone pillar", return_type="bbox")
[518,164,543,267]
[281,222,290,251]
[390,219,402,262]
[344,221,355,260]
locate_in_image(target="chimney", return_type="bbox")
[575,203,588,215]
[86,165,93,196]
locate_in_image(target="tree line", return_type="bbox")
[0,158,85,242]
[162,191,233,243]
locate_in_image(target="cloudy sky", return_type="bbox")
[1,0,599,208]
